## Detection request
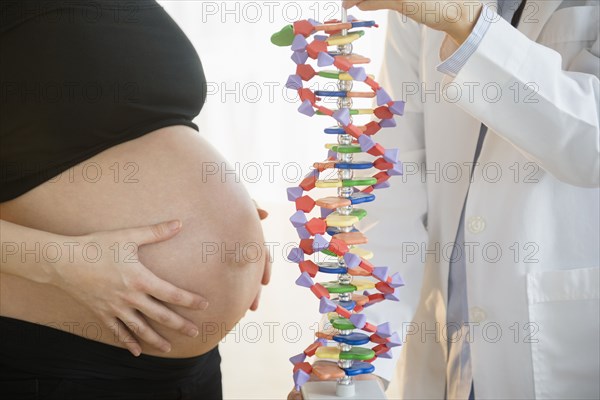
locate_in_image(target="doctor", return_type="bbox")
[324,0,599,399]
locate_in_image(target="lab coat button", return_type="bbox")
[467,216,486,234]
[469,307,487,323]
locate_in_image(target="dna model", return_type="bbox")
[272,7,405,399]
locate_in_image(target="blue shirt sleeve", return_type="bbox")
[437,4,495,77]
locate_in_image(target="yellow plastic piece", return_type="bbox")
[355,109,374,115]
[316,179,342,188]
[349,247,374,260]
[351,279,376,291]
[338,72,375,81]
[315,346,341,360]
[327,312,339,321]
[326,33,361,46]
[326,213,359,228]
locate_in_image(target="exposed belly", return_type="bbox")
[0,126,264,357]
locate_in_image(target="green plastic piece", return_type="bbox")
[350,208,368,220]
[271,25,295,47]
[331,317,356,330]
[339,347,376,361]
[331,145,362,154]
[318,71,341,79]
[342,178,377,188]
[323,281,357,294]
[321,249,338,257]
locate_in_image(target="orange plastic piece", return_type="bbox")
[311,283,330,299]
[316,105,334,116]
[367,143,385,157]
[374,157,393,171]
[318,22,352,32]
[363,186,374,194]
[334,231,368,245]
[294,20,315,37]
[300,175,317,191]
[348,266,371,276]
[312,363,346,380]
[373,171,390,185]
[299,88,316,105]
[363,322,377,333]
[307,40,328,59]
[304,341,323,356]
[352,293,369,306]
[372,344,389,356]
[300,239,315,255]
[335,306,351,318]
[364,121,381,135]
[315,197,351,209]
[296,64,316,81]
[344,124,363,138]
[364,77,380,90]
[359,259,375,274]
[374,106,393,119]
[375,281,394,294]
[328,237,349,256]
[296,195,316,212]
[333,56,353,71]
[313,161,336,172]
[316,331,336,340]
[370,334,387,344]
[299,260,319,277]
[306,218,327,235]
[293,361,313,374]
[367,293,385,304]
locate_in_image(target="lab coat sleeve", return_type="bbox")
[362,11,428,388]
[441,16,600,188]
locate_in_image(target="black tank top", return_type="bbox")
[0,0,207,201]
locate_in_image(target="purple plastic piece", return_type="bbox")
[372,266,389,282]
[390,272,405,288]
[376,322,392,338]
[327,150,337,159]
[290,210,307,227]
[288,247,305,263]
[348,66,367,81]
[384,148,399,163]
[287,187,304,201]
[343,252,361,269]
[373,181,391,190]
[384,289,400,302]
[347,15,357,22]
[298,99,315,116]
[379,118,397,128]
[317,52,335,67]
[286,74,303,90]
[379,349,393,359]
[308,18,321,26]
[333,108,350,126]
[289,353,307,365]
[293,369,311,390]
[317,338,328,346]
[358,135,375,152]
[312,234,329,251]
[388,332,402,347]
[390,101,406,115]
[306,169,320,178]
[319,297,337,313]
[376,88,392,106]
[295,272,314,288]
[388,162,403,176]
[291,34,308,51]
[314,34,328,41]
[349,313,367,329]
[296,226,311,240]
[321,207,334,218]
[291,51,309,65]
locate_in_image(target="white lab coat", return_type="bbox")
[362,1,600,399]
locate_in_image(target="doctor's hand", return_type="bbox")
[343,0,483,44]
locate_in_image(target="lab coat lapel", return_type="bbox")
[516,0,563,39]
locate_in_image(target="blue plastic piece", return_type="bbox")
[315,90,348,98]
[327,227,359,236]
[350,192,376,205]
[335,161,374,170]
[337,300,357,311]
[343,361,375,376]
[318,263,348,274]
[351,20,377,28]
[324,127,346,135]
[333,332,370,346]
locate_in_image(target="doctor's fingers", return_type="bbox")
[343,0,403,12]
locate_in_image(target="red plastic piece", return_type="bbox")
[300,175,317,191]
[296,64,316,81]
[300,239,315,255]
[298,88,316,105]
[344,124,363,139]
[304,341,323,356]
[370,334,388,344]
[367,143,385,157]
[374,106,393,120]
[311,283,330,299]
[333,56,353,71]
[296,195,316,213]
[294,20,315,37]
[359,259,375,274]
[367,293,385,304]
[306,218,327,235]
[372,344,388,356]
[316,105,334,116]
[375,281,394,294]
[364,77,380,90]
[299,260,319,277]
[328,237,349,256]
[374,157,393,171]
[363,322,377,333]
[307,40,328,59]
[335,306,351,319]
[354,304,364,313]
[293,361,313,374]
[362,186,374,194]
[364,121,381,135]
[373,171,390,185]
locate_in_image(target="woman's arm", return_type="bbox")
[0,219,208,356]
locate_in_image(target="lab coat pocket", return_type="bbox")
[526,267,600,399]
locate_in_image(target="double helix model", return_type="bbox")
[272,7,405,398]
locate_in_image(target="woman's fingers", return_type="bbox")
[107,317,142,356]
[288,389,303,400]
[144,270,209,310]
[120,311,172,353]
[262,249,272,285]
[249,287,261,311]
[135,296,200,337]
[127,219,183,247]
[342,0,364,9]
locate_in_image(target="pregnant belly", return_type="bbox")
[0,126,264,357]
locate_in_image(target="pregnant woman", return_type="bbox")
[0,1,268,398]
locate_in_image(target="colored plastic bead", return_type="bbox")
[317,262,347,274]
[332,332,370,346]
[299,260,319,277]
[339,347,376,361]
[316,196,351,209]
[322,282,357,294]
[326,213,359,227]
[312,362,346,380]
[349,247,374,260]
[315,346,341,360]
[331,317,355,331]
[335,161,373,170]
[350,192,376,205]
[295,195,316,212]
[342,361,375,376]
[334,231,367,245]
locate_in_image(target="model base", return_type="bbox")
[301,380,387,399]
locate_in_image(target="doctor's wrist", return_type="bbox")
[443,2,484,45]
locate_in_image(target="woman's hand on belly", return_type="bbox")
[51,219,209,356]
